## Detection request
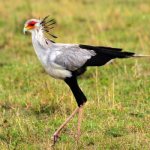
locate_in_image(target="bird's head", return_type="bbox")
[23,19,41,34]
[23,16,57,41]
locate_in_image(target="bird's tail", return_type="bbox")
[95,49,150,59]
[133,54,150,57]
[81,45,150,67]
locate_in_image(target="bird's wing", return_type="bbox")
[53,44,96,71]
[53,43,136,72]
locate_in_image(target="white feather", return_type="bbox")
[133,54,150,57]
[31,28,73,79]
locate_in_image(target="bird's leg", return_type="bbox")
[76,105,84,141]
[52,107,79,145]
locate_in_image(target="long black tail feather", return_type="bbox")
[79,45,135,66]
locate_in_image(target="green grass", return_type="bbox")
[0,0,150,149]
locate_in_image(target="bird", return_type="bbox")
[23,16,149,145]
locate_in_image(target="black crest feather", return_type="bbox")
[40,15,57,40]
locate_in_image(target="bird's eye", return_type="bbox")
[30,23,34,26]
[28,21,36,26]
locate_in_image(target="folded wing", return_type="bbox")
[54,44,135,74]
[54,44,96,71]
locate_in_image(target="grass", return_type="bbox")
[0,0,150,149]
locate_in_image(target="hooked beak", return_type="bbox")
[23,25,34,34]
[23,27,27,34]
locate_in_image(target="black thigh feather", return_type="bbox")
[65,76,87,106]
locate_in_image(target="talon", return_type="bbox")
[52,134,59,145]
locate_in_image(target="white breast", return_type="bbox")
[45,63,72,79]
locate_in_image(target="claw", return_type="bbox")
[54,134,59,144]
[51,134,60,145]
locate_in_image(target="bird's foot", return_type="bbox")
[51,133,60,146]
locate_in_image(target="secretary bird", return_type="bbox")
[23,16,149,144]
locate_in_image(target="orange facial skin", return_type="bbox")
[25,21,37,30]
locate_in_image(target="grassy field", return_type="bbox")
[0,0,150,149]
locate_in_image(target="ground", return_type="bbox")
[0,0,150,149]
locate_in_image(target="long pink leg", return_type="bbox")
[52,107,79,144]
[77,105,84,141]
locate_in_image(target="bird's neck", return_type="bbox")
[32,29,53,48]
[31,29,53,66]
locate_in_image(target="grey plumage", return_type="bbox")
[54,44,96,71]
[29,26,95,79]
